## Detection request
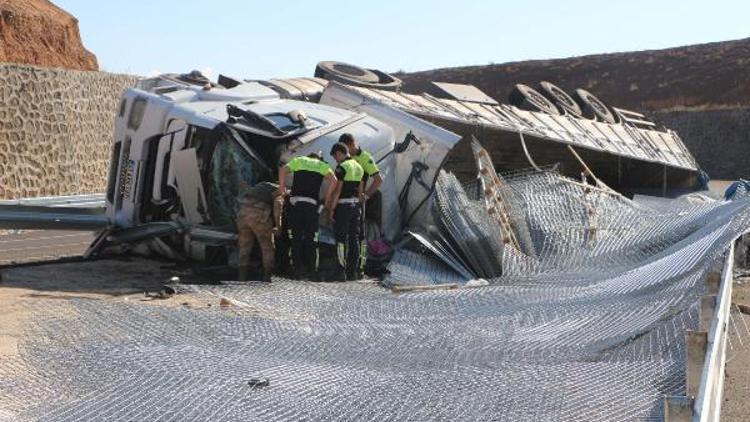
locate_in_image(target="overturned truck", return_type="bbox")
[0,61,701,274]
[4,62,749,422]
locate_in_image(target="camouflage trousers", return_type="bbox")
[237,199,275,281]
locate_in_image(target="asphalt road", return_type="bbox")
[0,230,93,265]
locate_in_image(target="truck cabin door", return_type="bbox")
[152,119,188,205]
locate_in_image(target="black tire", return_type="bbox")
[314,61,403,91]
[509,84,560,115]
[538,81,582,117]
[572,88,619,124]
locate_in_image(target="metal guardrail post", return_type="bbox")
[692,242,734,421]
[686,331,708,398]
[665,243,734,422]
[665,396,693,422]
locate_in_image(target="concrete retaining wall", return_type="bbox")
[0,63,136,199]
[0,62,747,200]
[654,108,750,180]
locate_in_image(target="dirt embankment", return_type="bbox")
[0,0,97,71]
[398,38,750,112]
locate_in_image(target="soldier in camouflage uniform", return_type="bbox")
[237,181,284,283]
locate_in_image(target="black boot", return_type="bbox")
[329,271,347,282]
[348,268,365,281]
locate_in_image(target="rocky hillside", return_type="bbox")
[0,0,97,70]
[399,38,750,112]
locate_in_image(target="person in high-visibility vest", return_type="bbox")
[339,133,382,203]
[277,152,336,280]
[326,143,365,282]
[339,133,381,278]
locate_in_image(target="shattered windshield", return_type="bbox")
[206,126,258,227]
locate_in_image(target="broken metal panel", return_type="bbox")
[407,230,474,280]
[384,248,469,287]
[106,221,182,244]
[429,171,505,279]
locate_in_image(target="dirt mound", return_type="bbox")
[0,0,97,70]
[398,38,750,112]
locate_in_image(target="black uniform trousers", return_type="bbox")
[289,201,319,275]
[334,203,361,277]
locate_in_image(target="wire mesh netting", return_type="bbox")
[2,166,750,421]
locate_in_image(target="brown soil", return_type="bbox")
[398,38,750,112]
[723,281,750,421]
[0,0,97,70]
[0,258,218,359]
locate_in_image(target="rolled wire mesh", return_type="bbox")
[3,166,750,421]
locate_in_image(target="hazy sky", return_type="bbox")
[56,0,749,79]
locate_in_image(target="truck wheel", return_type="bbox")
[509,84,561,115]
[314,61,403,91]
[538,81,582,117]
[573,89,619,124]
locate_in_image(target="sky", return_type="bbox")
[56,0,750,80]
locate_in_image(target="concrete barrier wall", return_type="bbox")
[654,108,750,180]
[0,62,747,201]
[0,63,136,199]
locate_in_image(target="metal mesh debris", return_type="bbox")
[3,171,750,421]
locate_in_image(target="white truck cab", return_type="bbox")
[106,71,460,262]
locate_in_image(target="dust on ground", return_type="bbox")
[0,258,231,362]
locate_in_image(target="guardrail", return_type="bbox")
[665,242,735,421]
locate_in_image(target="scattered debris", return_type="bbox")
[465,278,490,288]
[159,285,176,298]
[391,283,458,293]
[734,302,750,315]
[246,378,270,387]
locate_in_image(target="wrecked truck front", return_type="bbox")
[318,82,463,233]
